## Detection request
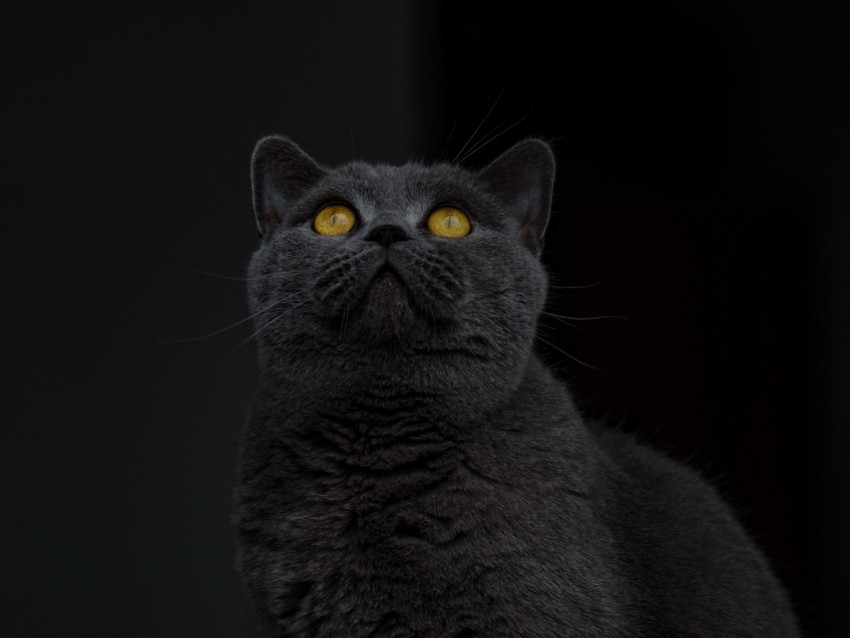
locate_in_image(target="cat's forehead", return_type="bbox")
[319,161,480,207]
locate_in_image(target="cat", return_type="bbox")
[234,135,800,637]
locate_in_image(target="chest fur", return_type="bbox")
[236,406,625,636]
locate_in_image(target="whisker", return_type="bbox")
[547,282,601,290]
[540,311,629,322]
[535,334,604,373]
[186,266,314,282]
[439,121,459,161]
[454,115,512,162]
[228,296,313,354]
[152,293,305,346]
[457,109,533,165]
[540,314,582,332]
[453,89,504,163]
[186,266,253,281]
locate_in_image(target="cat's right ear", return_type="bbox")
[251,136,326,240]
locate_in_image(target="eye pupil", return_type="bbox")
[445,215,458,228]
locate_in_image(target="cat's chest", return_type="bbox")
[242,408,631,636]
[264,449,625,638]
[267,407,580,548]
[281,411,476,544]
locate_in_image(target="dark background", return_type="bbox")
[2,1,847,636]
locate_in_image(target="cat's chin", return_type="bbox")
[355,268,419,340]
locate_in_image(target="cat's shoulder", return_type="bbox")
[587,422,734,516]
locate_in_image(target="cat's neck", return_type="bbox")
[258,344,579,431]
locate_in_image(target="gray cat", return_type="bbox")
[234,136,800,637]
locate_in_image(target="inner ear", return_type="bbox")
[477,139,555,255]
[251,136,326,240]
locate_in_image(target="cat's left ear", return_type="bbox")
[251,135,327,240]
[477,139,555,256]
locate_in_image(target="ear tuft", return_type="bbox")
[477,139,555,256]
[251,136,325,240]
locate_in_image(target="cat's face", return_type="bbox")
[247,137,555,384]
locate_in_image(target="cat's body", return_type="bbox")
[235,137,799,637]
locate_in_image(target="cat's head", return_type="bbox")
[247,136,554,394]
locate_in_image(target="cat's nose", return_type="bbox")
[365,224,410,247]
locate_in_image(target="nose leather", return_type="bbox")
[365,224,410,247]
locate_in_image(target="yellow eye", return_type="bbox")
[427,207,471,238]
[313,204,356,235]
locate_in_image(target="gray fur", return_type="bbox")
[234,136,800,637]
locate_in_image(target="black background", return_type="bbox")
[3,2,847,636]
